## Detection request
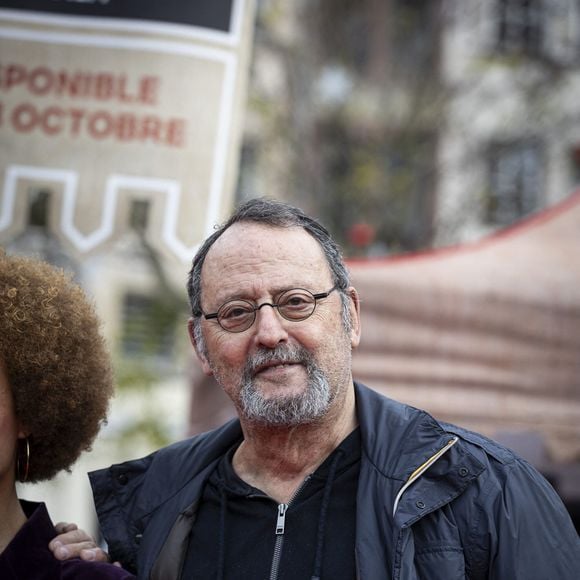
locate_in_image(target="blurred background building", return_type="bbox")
[240,0,580,251]
[2,0,579,535]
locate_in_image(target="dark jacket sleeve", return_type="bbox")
[89,453,157,574]
[474,456,580,579]
[89,420,244,577]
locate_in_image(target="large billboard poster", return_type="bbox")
[0,0,255,262]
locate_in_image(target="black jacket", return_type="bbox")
[90,382,580,579]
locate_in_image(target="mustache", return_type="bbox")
[244,344,311,376]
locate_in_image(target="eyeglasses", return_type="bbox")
[203,286,338,333]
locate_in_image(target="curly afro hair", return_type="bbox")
[0,251,114,483]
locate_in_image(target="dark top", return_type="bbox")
[0,500,134,580]
[182,428,361,579]
[90,383,580,580]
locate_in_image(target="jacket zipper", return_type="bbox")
[392,436,459,515]
[268,475,311,580]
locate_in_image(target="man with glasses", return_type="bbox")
[51,198,580,579]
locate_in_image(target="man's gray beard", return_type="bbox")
[238,344,331,426]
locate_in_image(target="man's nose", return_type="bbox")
[253,303,288,347]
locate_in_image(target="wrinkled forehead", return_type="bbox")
[200,223,332,297]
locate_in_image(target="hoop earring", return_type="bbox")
[16,437,30,483]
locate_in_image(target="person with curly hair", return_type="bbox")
[0,250,134,579]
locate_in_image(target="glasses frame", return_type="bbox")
[203,285,338,333]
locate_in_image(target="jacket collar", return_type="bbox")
[355,381,454,479]
[354,381,485,524]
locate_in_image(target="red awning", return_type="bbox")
[349,191,580,464]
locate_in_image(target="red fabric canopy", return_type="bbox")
[350,191,580,465]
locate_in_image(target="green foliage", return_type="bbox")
[111,232,190,450]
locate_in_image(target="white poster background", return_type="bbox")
[0,1,254,262]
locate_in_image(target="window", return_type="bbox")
[497,0,544,57]
[487,141,543,225]
[121,293,177,360]
[129,199,150,232]
[495,0,579,64]
[27,188,51,229]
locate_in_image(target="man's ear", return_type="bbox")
[347,287,362,348]
[188,318,213,376]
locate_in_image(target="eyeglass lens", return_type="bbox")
[217,288,318,332]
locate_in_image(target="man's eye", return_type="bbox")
[221,304,252,319]
[282,293,312,308]
[287,296,308,305]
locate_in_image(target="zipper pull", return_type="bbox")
[275,503,288,535]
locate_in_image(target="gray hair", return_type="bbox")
[187,198,352,348]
